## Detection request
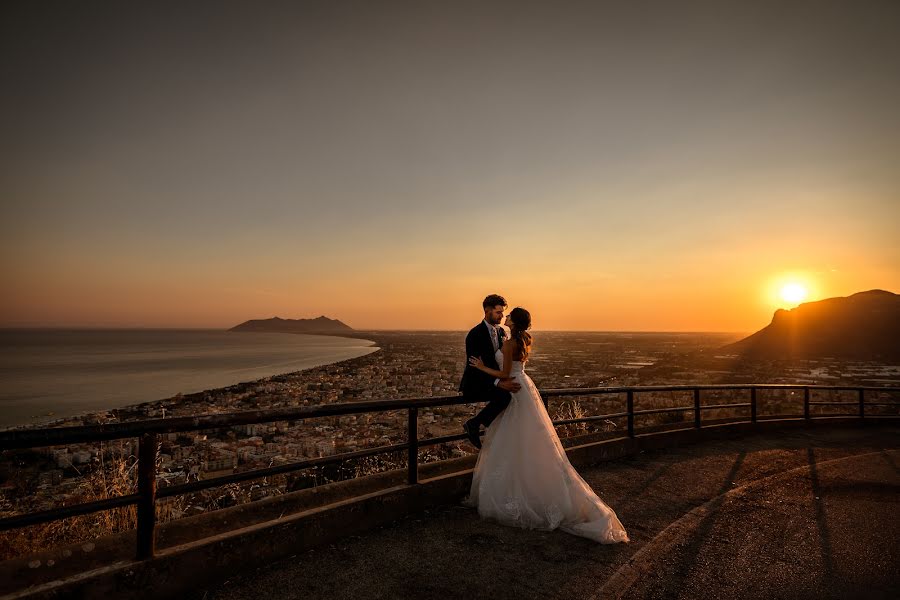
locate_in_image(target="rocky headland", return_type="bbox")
[724,289,900,361]
[229,316,356,336]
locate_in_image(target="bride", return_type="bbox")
[463,307,629,544]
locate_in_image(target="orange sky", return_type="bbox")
[2,2,898,332]
[3,218,896,332]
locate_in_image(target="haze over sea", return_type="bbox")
[0,329,378,429]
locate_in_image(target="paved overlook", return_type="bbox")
[188,426,900,600]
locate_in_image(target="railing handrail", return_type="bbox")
[2,383,898,449]
[1,383,898,561]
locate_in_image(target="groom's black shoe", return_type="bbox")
[463,419,482,449]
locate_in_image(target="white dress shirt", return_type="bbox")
[484,319,501,386]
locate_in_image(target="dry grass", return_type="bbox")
[553,399,590,437]
[0,442,187,561]
[0,444,137,560]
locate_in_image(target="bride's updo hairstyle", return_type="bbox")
[509,307,533,361]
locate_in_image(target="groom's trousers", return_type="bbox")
[469,387,512,428]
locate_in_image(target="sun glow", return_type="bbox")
[765,273,817,310]
[780,282,808,304]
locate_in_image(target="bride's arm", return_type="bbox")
[468,339,515,379]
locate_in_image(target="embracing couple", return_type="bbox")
[459,294,629,544]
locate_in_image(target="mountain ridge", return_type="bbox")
[724,289,900,361]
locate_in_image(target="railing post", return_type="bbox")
[858,388,865,419]
[750,387,757,423]
[136,432,158,560]
[693,388,701,429]
[408,407,418,485]
[626,390,635,438]
[804,387,810,420]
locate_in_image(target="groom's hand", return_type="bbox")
[497,379,521,393]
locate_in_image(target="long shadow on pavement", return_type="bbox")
[808,447,836,581]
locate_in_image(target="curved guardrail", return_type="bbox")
[1,383,898,560]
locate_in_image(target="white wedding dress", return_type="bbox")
[463,349,629,544]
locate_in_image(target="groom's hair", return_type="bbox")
[483,294,507,309]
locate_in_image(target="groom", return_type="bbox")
[460,294,521,449]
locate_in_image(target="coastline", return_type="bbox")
[98,343,384,427]
[2,332,381,431]
[11,329,897,432]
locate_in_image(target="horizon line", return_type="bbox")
[0,325,752,335]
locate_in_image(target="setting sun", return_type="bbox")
[780,283,808,304]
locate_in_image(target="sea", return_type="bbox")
[0,329,378,429]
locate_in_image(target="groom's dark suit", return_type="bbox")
[459,321,512,428]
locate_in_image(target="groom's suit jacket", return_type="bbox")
[459,321,510,400]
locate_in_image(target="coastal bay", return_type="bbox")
[0,329,378,429]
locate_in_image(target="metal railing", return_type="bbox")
[1,383,898,560]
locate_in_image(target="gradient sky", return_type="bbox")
[2,1,898,332]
